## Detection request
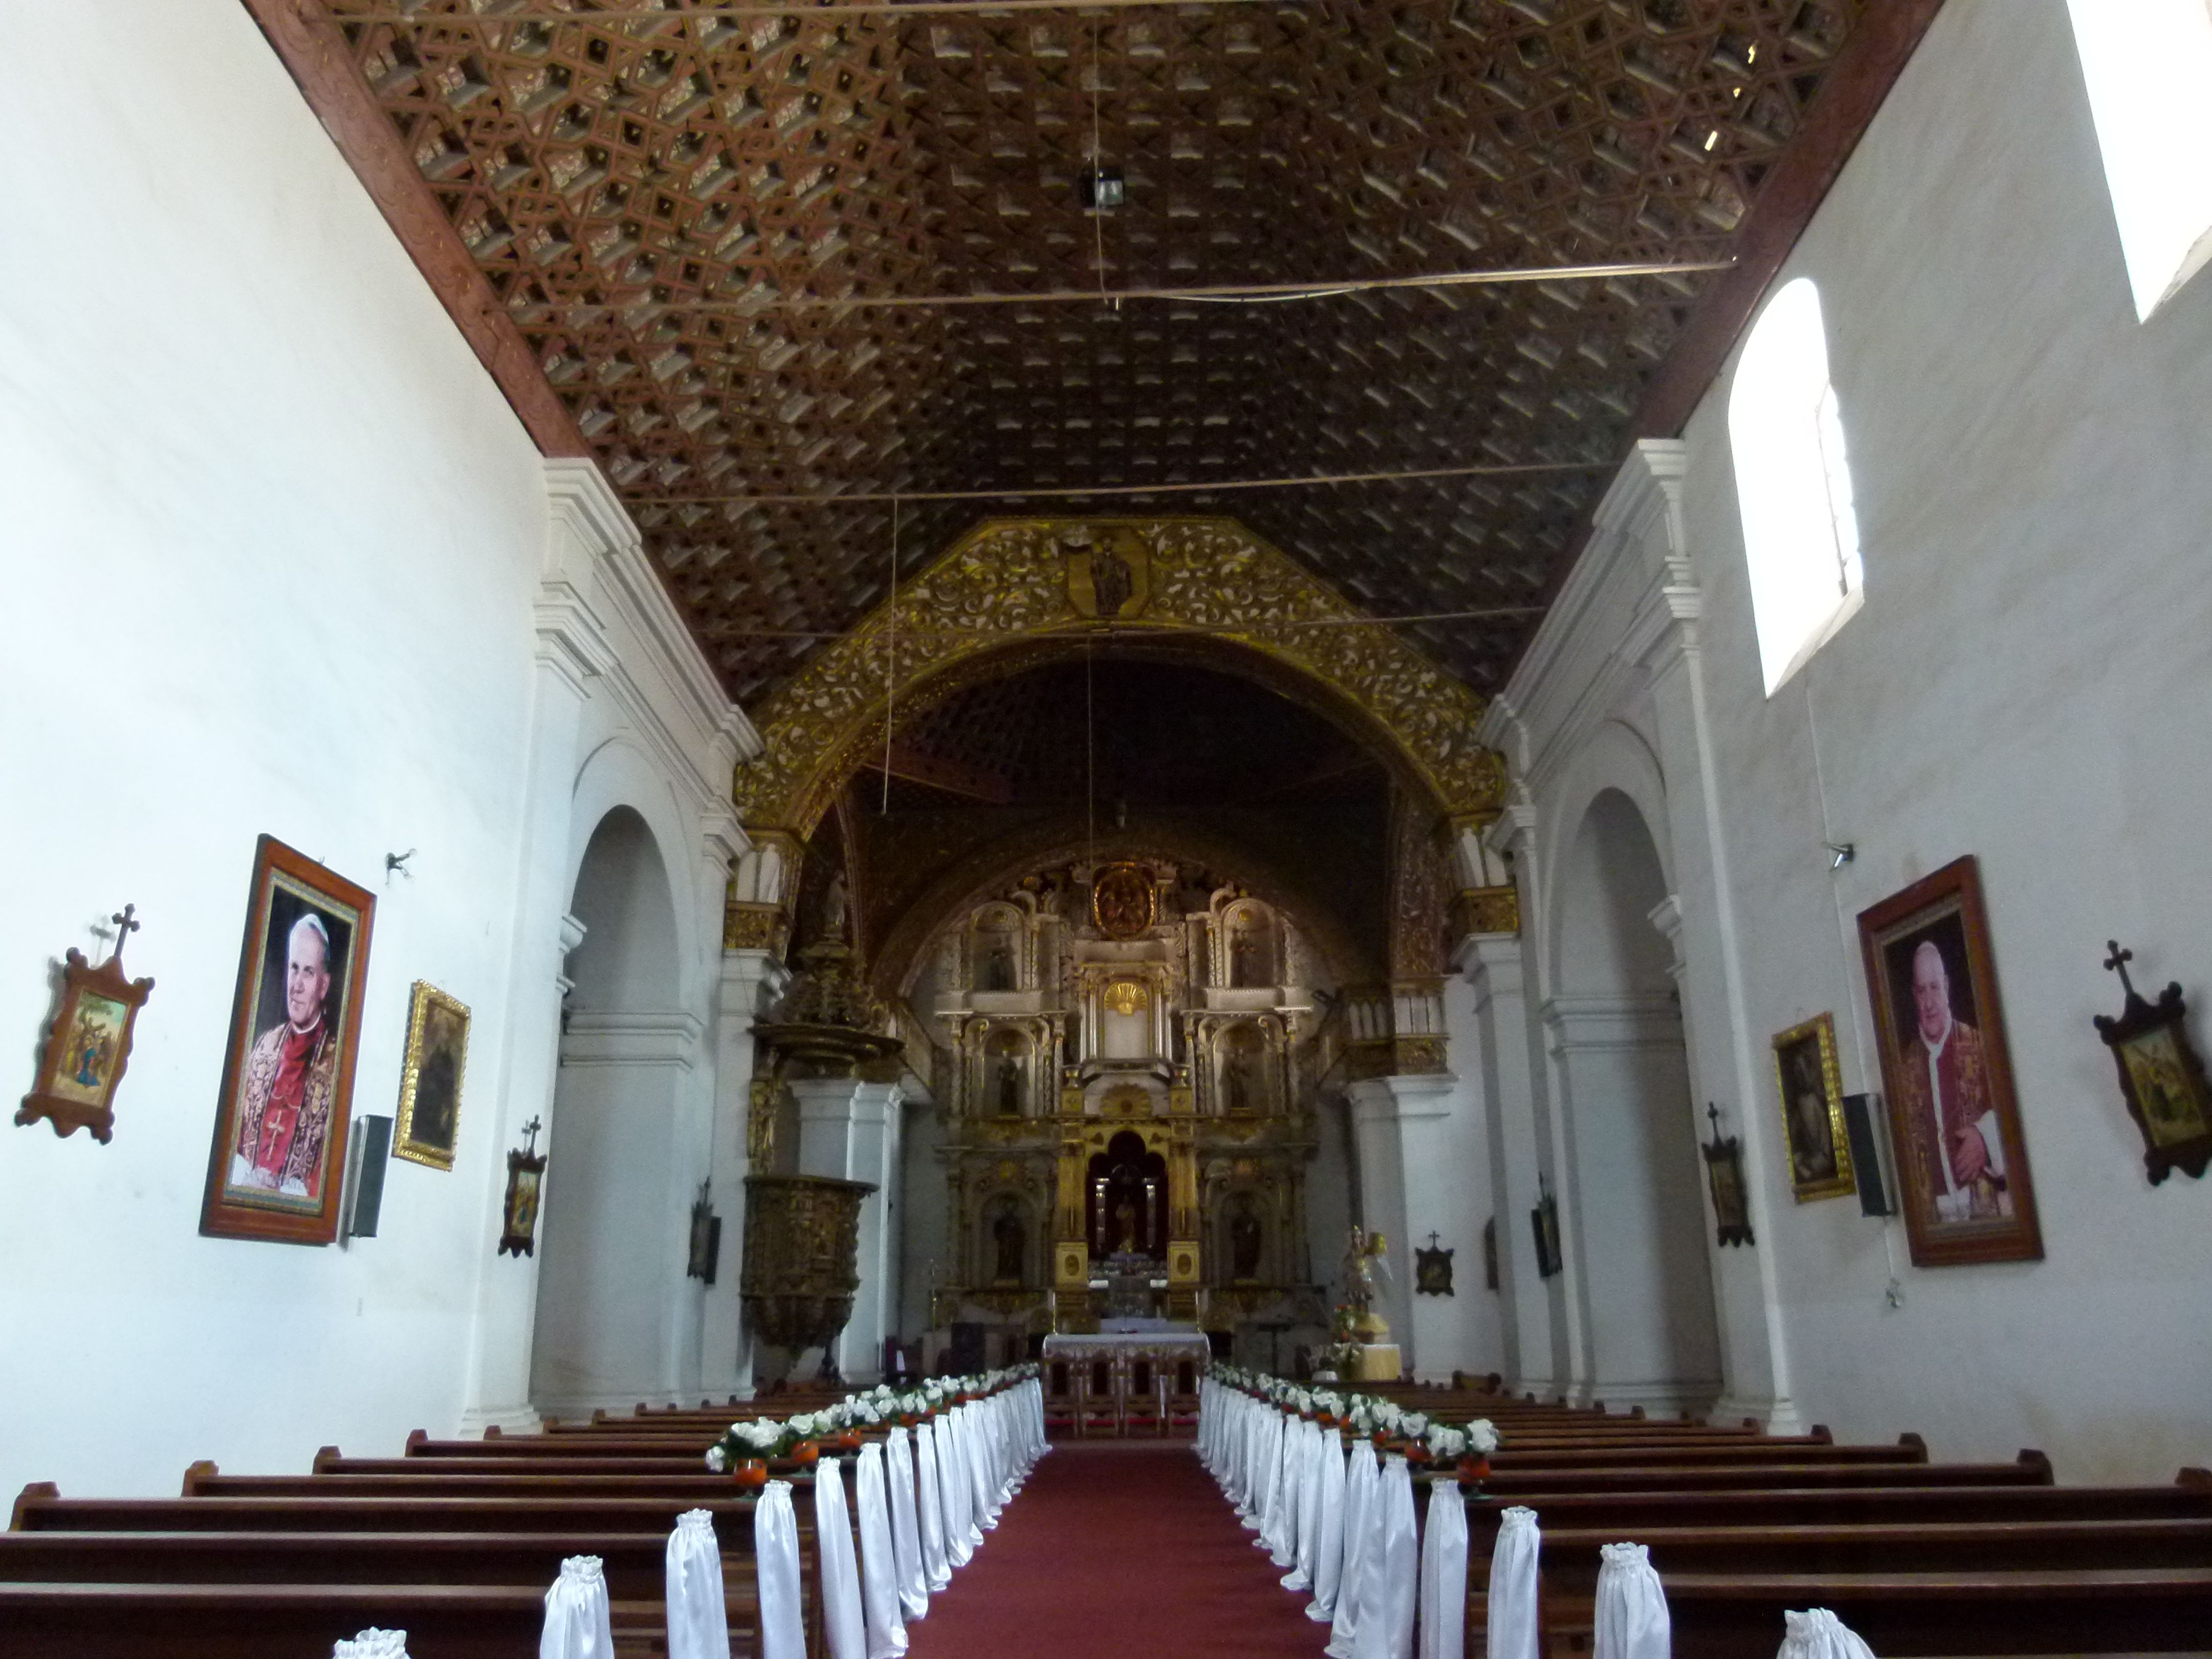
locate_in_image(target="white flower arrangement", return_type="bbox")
[705,1445,729,1472]
[1401,1412,1429,1438]
[1463,1418,1499,1456]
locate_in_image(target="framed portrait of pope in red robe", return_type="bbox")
[1858,857,2043,1267]
[200,836,376,1245]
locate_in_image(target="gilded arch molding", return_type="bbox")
[731,517,1506,837]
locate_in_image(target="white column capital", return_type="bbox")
[1346,1070,1459,1124]
[558,1009,704,1068]
[719,947,791,1020]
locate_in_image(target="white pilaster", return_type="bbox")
[792,1076,905,1384]
[1621,445,1800,1433]
[1346,1071,1455,1375]
[701,948,788,1401]
[1457,929,1557,1399]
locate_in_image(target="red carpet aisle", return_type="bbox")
[903,1441,1331,1658]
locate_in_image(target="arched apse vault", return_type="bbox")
[876,816,1379,1001]
[730,517,1506,841]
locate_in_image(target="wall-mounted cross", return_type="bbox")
[2103,939,2138,1001]
[104,903,141,967]
[519,1115,544,1157]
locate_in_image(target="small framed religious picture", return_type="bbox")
[2093,941,2212,1185]
[498,1117,547,1258]
[1858,856,2043,1267]
[1700,1104,1755,1247]
[1529,1183,1562,1278]
[687,1181,723,1284]
[200,837,376,1246]
[1771,1014,1857,1203]
[17,905,154,1144]
[1414,1232,1454,1296]
[393,981,470,1171]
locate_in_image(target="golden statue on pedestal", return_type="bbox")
[1336,1225,1401,1381]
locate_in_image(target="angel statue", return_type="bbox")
[1339,1225,1394,1345]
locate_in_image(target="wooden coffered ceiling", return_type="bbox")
[249,0,1939,703]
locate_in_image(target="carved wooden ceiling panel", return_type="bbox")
[310,0,1873,699]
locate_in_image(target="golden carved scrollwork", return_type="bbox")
[731,518,1505,835]
[724,901,785,953]
[747,1075,781,1169]
[1453,885,1522,939]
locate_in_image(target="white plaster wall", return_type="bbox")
[0,0,754,1495]
[0,1,548,1498]
[1675,0,2212,1479]
[1490,0,2212,1478]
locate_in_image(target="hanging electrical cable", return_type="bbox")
[880,493,900,813]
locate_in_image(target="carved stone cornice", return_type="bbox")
[732,518,1504,837]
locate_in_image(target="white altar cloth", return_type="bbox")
[1040,1327,1211,1363]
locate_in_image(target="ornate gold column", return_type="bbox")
[1165,1064,1202,1320]
[1052,1068,1093,1330]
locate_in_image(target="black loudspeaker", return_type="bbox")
[1841,1093,1898,1218]
[346,1114,394,1240]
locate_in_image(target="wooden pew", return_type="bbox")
[0,1582,551,1659]
[1656,1566,2212,1659]
[1464,1476,2212,1542]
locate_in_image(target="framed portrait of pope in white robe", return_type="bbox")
[200,836,376,1246]
[1858,856,2042,1268]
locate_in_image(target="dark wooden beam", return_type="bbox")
[239,0,591,459]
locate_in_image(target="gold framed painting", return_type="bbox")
[394,981,469,1171]
[1771,1013,1857,1202]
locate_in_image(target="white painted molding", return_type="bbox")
[1540,992,1683,1051]
[1347,1071,1460,1123]
[558,1008,704,1068]
[541,460,762,850]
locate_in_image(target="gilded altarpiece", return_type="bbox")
[919,856,1330,1350]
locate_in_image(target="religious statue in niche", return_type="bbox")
[18,904,154,1144]
[995,1050,1023,1117]
[821,873,849,943]
[1230,927,1257,988]
[989,1196,1027,1285]
[201,836,377,1247]
[985,940,1014,992]
[1221,1046,1254,1115]
[1228,1192,1264,1281]
[1065,526,1150,620]
[1112,1195,1142,1255]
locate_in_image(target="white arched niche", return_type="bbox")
[530,804,695,1415]
[1547,785,1722,1415]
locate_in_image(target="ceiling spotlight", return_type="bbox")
[1079,165,1125,211]
[1826,842,1856,871]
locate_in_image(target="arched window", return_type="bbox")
[1728,278,1863,696]
[2067,0,2212,322]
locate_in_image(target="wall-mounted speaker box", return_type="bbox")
[1841,1093,1898,1218]
[345,1114,394,1241]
